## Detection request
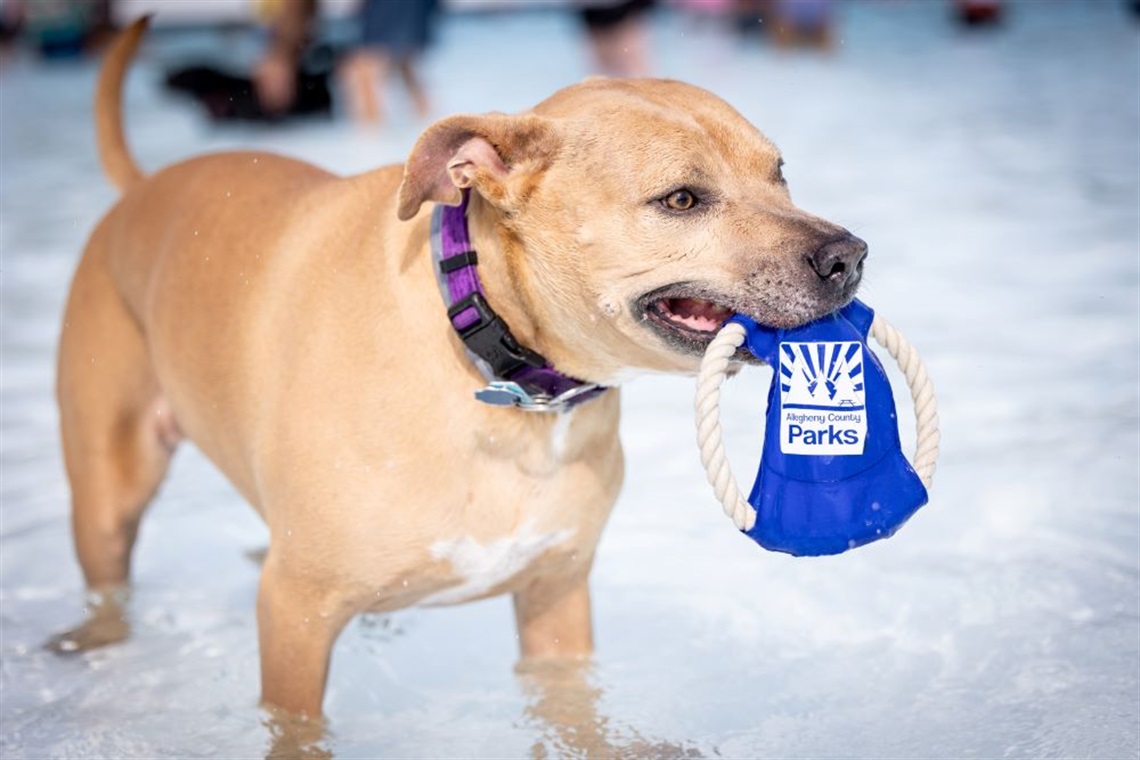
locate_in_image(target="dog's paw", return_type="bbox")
[262,705,332,760]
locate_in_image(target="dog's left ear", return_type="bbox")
[397,113,559,221]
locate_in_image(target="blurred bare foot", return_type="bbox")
[44,586,131,654]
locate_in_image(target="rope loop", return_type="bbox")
[694,315,939,532]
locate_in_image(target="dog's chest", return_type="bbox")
[417,520,579,606]
[408,405,620,606]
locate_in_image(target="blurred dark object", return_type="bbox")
[954,0,1005,28]
[164,45,334,123]
[733,0,766,36]
[21,0,116,59]
[580,0,654,30]
[733,0,834,50]
[1129,0,1140,21]
[769,0,834,50]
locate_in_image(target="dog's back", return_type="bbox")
[67,17,405,513]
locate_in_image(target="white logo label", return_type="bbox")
[779,341,867,456]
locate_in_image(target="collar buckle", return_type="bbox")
[447,292,546,379]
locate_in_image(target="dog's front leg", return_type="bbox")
[257,553,353,717]
[513,573,594,660]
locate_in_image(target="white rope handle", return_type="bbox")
[695,315,940,532]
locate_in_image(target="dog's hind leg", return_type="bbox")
[49,226,178,652]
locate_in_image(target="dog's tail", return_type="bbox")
[95,16,149,191]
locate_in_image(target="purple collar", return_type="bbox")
[430,192,606,412]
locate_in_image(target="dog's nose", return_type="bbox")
[808,235,868,289]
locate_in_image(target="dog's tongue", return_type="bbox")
[664,298,734,332]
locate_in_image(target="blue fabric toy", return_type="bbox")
[730,299,928,556]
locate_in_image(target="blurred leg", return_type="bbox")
[581,0,653,78]
[396,56,430,118]
[339,49,387,124]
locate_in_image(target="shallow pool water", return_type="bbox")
[2,2,1138,757]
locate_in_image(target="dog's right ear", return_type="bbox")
[396,113,559,222]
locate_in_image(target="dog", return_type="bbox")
[163,58,333,123]
[55,18,867,718]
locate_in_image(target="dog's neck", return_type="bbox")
[462,195,542,351]
[431,191,605,412]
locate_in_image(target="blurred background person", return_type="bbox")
[0,0,23,61]
[9,0,115,60]
[339,0,441,125]
[577,0,654,78]
[249,0,441,126]
[251,0,322,118]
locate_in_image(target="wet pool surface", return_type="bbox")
[2,2,1138,757]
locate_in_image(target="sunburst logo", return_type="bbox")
[780,341,865,410]
[779,341,867,456]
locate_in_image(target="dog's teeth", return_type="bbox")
[661,297,733,332]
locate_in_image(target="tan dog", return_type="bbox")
[56,19,867,717]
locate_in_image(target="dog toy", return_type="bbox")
[695,299,940,556]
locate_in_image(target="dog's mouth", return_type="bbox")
[650,296,735,334]
[637,285,742,357]
[635,281,857,361]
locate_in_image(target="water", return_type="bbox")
[2,2,1138,757]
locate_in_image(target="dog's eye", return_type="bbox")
[774,159,786,185]
[662,189,698,211]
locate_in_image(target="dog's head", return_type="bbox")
[398,78,866,382]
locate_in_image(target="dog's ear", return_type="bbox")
[396,113,559,221]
